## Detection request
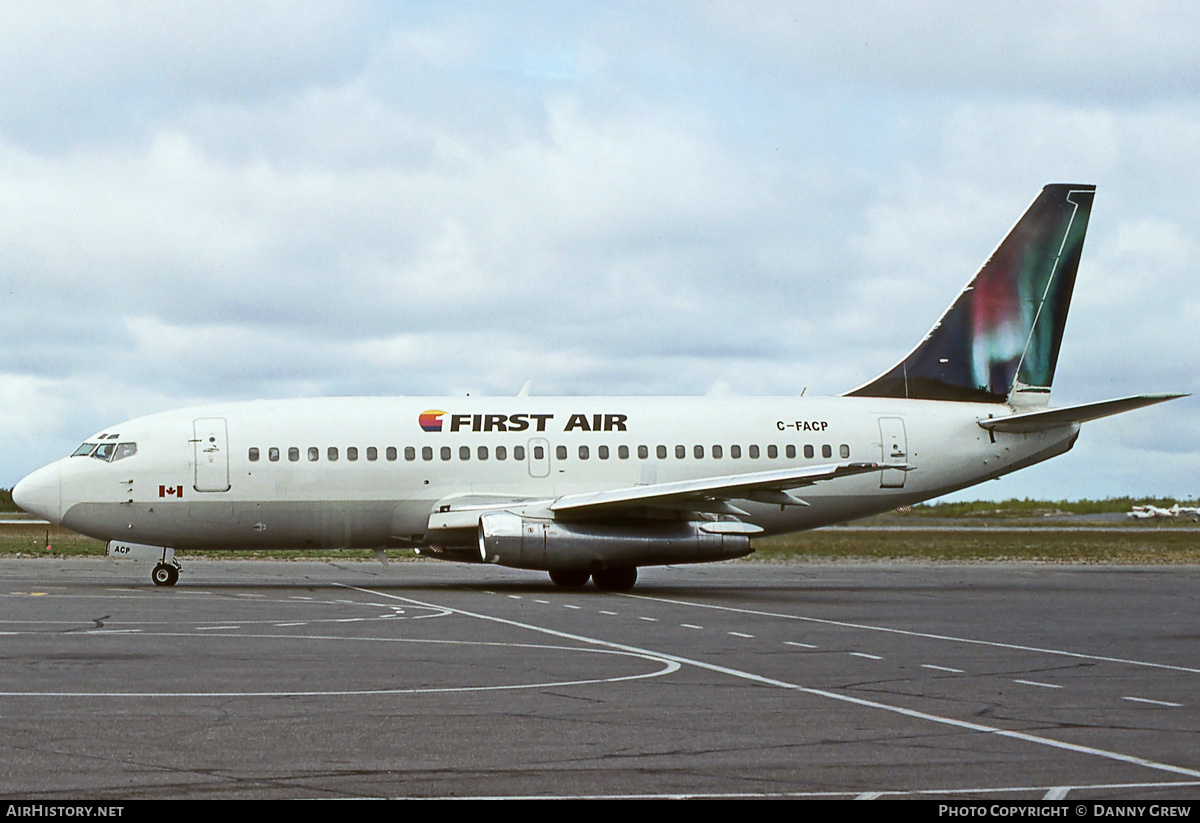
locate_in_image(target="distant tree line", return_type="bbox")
[1,488,14,512]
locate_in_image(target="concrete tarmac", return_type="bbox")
[1,557,1198,800]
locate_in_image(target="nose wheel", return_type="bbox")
[151,562,180,587]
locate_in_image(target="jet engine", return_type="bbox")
[477,511,753,571]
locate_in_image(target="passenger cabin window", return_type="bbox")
[288,447,300,462]
[599,445,609,460]
[768,445,778,459]
[422,446,433,461]
[618,445,629,460]
[675,445,685,459]
[730,445,741,459]
[478,446,488,460]
[638,445,649,459]
[367,447,378,461]
[459,446,470,461]
[694,445,704,459]
[249,447,260,462]
[404,447,415,461]
[822,444,832,458]
[749,445,760,459]
[840,444,850,458]
[497,445,507,460]
[579,445,589,460]
[786,445,796,459]
[269,447,280,462]
[347,447,359,461]
[656,445,667,459]
[387,447,398,461]
[529,446,540,460]
[514,445,526,461]
[804,445,814,459]
[328,447,339,461]
[308,447,319,462]
[441,447,451,461]
[712,445,723,459]
[556,446,567,460]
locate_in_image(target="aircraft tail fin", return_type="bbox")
[847,184,1096,404]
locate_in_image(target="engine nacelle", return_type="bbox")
[477,511,753,571]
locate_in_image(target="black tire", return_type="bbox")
[151,564,179,587]
[549,569,590,587]
[592,567,637,592]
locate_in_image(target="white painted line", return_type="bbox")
[599,610,617,616]
[629,594,1200,675]
[785,641,817,649]
[850,652,882,660]
[534,600,550,604]
[1123,696,1183,707]
[1043,787,1071,800]
[86,629,142,634]
[507,595,522,600]
[1013,679,1062,689]
[922,664,964,673]
[238,594,266,599]
[289,596,313,601]
[728,631,754,638]
[563,604,581,610]
[638,616,658,622]
[274,622,307,627]
[350,585,1200,783]
[681,624,703,630]
[196,625,240,631]
[856,792,884,800]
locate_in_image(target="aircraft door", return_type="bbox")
[528,438,550,478]
[193,417,231,492]
[878,417,907,489]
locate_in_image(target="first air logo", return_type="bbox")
[419,410,446,432]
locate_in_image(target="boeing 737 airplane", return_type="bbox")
[12,184,1184,589]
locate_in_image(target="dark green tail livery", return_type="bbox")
[848,184,1096,404]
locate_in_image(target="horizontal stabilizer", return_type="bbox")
[978,393,1187,433]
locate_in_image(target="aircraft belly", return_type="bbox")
[61,500,403,551]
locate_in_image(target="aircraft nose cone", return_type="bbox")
[12,462,62,524]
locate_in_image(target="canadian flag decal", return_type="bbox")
[159,485,184,498]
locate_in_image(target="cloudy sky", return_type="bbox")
[2,1,1197,500]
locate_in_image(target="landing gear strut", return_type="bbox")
[151,561,180,587]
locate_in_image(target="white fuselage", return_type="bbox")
[19,395,1078,552]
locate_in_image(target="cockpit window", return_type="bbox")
[72,442,98,457]
[92,442,116,461]
[111,443,137,462]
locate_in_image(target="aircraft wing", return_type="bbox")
[550,461,899,516]
[426,461,903,531]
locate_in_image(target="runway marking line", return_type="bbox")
[1123,696,1183,707]
[728,631,753,638]
[922,664,964,673]
[850,652,882,660]
[1013,679,1063,689]
[627,593,1200,675]
[346,585,1200,783]
[785,641,817,649]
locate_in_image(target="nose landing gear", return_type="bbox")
[151,561,181,587]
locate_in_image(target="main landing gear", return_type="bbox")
[548,567,638,592]
[151,561,181,587]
